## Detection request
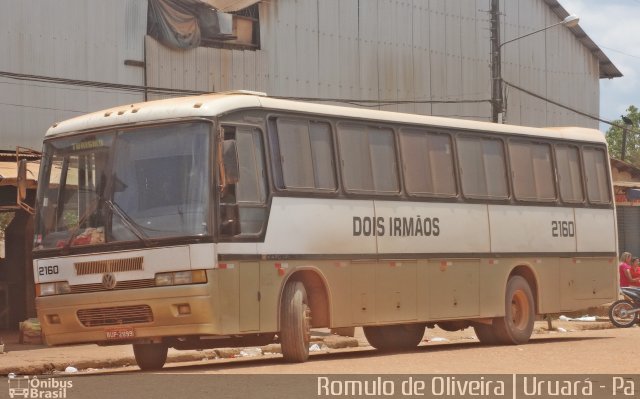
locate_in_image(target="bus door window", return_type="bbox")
[220,126,268,237]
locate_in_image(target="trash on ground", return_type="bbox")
[238,347,262,357]
[558,315,596,322]
[556,327,567,333]
[64,366,78,373]
[309,343,321,352]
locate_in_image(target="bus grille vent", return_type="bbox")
[74,257,144,275]
[70,279,155,294]
[77,305,153,327]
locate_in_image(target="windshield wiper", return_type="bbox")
[62,196,153,250]
[104,200,153,247]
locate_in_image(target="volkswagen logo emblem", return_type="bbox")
[102,273,117,290]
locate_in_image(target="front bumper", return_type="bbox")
[36,283,220,346]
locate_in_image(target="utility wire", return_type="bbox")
[600,46,640,60]
[0,71,206,96]
[0,101,85,114]
[503,79,640,133]
[1,69,634,131]
[0,70,492,107]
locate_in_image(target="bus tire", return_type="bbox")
[493,275,535,345]
[363,324,425,351]
[280,281,311,362]
[133,343,168,371]
[473,323,499,345]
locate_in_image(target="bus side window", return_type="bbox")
[273,118,336,191]
[220,126,268,237]
[399,129,456,197]
[338,124,399,194]
[509,140,556,202]
[582,147,611,204]
[555,144,584,203]
[457,135,508,199]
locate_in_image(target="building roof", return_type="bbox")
[545,0,622,78]
[0,161,38,189]
[611,158,640,181]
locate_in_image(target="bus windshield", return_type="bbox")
[34,122,211,250]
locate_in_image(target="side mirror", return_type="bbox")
[222,140,240,186]
[17,159,34,214]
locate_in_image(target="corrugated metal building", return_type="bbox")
[0,0,621,152]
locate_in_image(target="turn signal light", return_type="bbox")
[36,281,71,296]
[154,270,207,286]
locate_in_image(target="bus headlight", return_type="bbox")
[155,270,207,286]
[37,281,71,296]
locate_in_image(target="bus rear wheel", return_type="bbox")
[493,275,535,345]
[280,281,311,362]
[363,324,425,351]
[473,323,499,345]
[133,343,168,371]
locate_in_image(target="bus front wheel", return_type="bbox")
[493,275,535,344]
[363,324,425,351]
[280,281,311,362]
[133,343,168,371]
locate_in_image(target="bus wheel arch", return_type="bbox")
[278,269,331,362]
[279,269,331,329]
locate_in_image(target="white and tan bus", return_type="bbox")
[29,92,617,370]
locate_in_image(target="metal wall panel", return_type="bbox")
[444,1,462,118]
[395,0,415,114]
[358,0,380,108]
[429,0,448,117]
[0,0,146,150]
[294,0,319,98]
[339,0,360,103]
[500,0,599,128]
[2,0,603,153]
[412,1,432,117]
[145,35,268,101]
[317,0,341,101]
[377,0,398,112]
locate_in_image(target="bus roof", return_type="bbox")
[45,92,606,144]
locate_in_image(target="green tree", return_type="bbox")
[606,105,640,166]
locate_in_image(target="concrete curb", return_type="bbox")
[0,335,360,376]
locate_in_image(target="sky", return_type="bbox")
[560,0,640,132]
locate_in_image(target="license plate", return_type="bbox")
[105,327,135,340]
